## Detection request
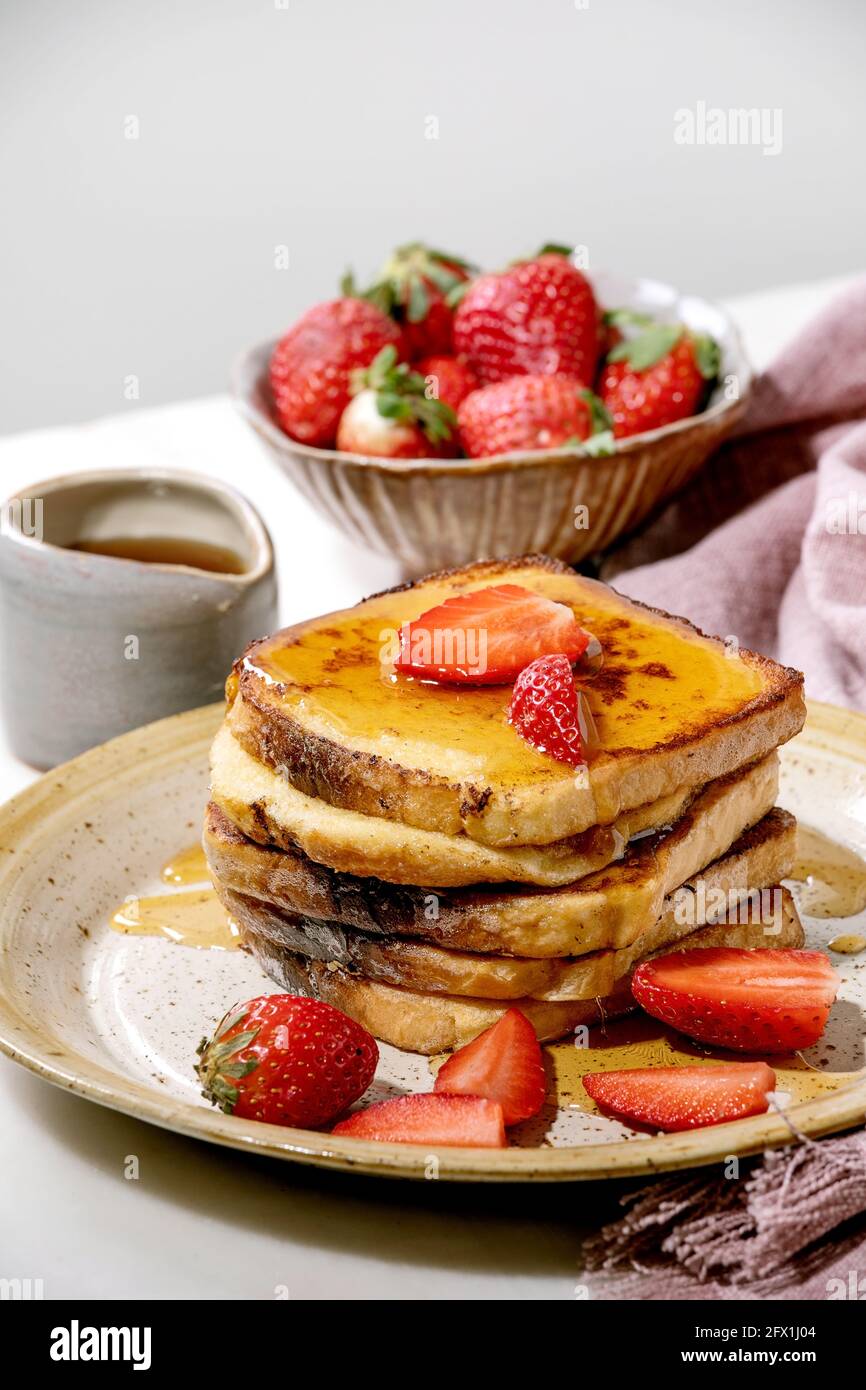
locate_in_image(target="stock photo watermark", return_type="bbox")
[379,625,489,679]
[674,102,783,157]
[825,492,866,534]
[1,497,43,541]
[50,1323,152,1370]
[0,1277,44,1300]
[826,1271,866,1300]
[672,883,784,935]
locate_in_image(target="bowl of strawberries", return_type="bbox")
[232,242,751,572]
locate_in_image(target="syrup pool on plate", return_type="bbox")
[110,888,241,951]
[546,1015,859,1110]
[110,843,239,950]
[789,826,866,919]
[828,933,866,955]
[161,843,209,886]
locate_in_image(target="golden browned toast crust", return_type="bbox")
[210,721,739,889]
[203,755,782,954]
[217,807,796,1002]
[360,553,575,602]
[244,889,804,1052]
[230,555,805,846]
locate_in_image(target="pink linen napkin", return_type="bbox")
[605,278,866,711]
[584,1129,866,1301]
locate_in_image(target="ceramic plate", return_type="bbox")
[0,701,864,1182]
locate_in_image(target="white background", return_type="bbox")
[2,0,866,433]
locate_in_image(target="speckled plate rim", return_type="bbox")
[0,700,864,1183]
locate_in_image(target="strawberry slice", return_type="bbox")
[632,948,838,1054]
[433,1007,546,1125]
[394,584,590,684]
[332,1092,506,1147]
[508,652,591,766]
[583,1063,777,1132]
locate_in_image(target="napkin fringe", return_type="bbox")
[584,1130,866,1295]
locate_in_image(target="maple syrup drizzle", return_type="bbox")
[111,844,238,951]
[546,1015,857,1111]
[577,633,604,679]
[110,887,241,951]
[249,584,766,786]
[828,933,866,955]
[789,826,866,919]
[70,535,247,574]
[161,844,209,886]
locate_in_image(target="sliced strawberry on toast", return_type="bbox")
[508,652,594,766]
[332,1092,506,1147]
[433,1007,546,1125]
[394,583,590,684]
[584,1062,777,1132]
[632,948,838,1053]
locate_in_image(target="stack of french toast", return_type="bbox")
[204,556,807,1055]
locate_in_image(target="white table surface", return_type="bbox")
[0,272,857,1301]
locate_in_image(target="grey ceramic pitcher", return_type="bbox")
[0,469,278,768]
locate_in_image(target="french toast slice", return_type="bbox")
[230,556,804,848]
[205,753,780,947]
[243,889,805,1052]
[219,808,796,1001]
[209,724,776,891]
[210,722,727,887]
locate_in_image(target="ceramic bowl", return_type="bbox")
[232,271,751,574]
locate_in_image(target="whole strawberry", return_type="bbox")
[597,306,653,359]
[196,993,378,1128]
[337,345,459,459]
[345,243,474,360]
[269,298,402,448]
[453,248,598,385]
[415,355,479,413]
[457,374,611,458]
[599,323,720,438]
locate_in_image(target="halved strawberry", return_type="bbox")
[332,1092,506,1147]
[583,1063,776,1132]
[394,584,590,684]
[632,948,838,1054]
[433,1008,545,1125]
[508,652,592,766]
